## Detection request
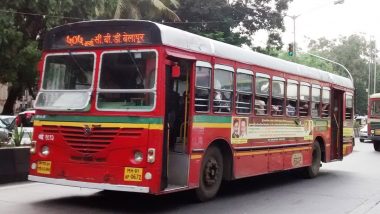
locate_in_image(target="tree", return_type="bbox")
[172,0,292,49]
[279,34,374,115]
[114,0,180,21]
[0,0,114,114]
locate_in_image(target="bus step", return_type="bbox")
[163,184,188,192]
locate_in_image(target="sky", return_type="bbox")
[261,0,380,50]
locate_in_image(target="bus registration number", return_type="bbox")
[37,161,51,175]
[124,167,143,182]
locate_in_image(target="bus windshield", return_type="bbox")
[371,100,380,116]
[35,53,95,110]
[96,50,157,111]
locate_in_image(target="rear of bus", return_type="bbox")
[368,93,380,151]
[28,21,167,194]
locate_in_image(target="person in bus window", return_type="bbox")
[255,99,266,115]
[232,119,240,138]
[240,119,247,138]
[287,104,296,116]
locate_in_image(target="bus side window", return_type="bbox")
[271,78,285,116]
[311,85,321,118]
[286,81,298,117]
[322,88,330,117]
[195,63,211,112]
[255,75,269,115]
[236,69,253,114]
[213,65,233,113]
[300,84,310,117]
[346,93,353,119]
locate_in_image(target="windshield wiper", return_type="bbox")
[126,50,144,84]
[68,51,88,79]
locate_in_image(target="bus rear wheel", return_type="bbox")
[301,142,321,178]
[373,142,380,151]
[195,146,223,202]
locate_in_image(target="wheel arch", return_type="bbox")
[314,136,326,162]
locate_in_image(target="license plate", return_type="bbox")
[124,167,143,182]
[37,161,51,175]
[375,129,380,135]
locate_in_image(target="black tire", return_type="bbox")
[195,146,223,202]
[374,142,380,152]
[360,139,364,142]
[301,142,321,178]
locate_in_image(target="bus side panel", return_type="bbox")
[283,148,312,170]
[233,153,268,179]
[188,124,232,188]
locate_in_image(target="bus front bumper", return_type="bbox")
[28,175,150,193]
[369,136,380,142]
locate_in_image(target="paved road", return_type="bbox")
[2,140,380,214]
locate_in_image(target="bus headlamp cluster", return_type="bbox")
[41,145,50,156]
[30,140,37,154]
[147,148,155,163]
[134,151,143,163]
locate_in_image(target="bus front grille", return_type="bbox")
[60,126,118,154]
[42,125,118,154]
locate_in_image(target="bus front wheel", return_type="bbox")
[373,142,380,151]
[195,146,223,202]
[301,142,321,178]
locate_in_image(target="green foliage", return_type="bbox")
[173,0,291,48]
[12,126,24,147]
[113,0,180,21]
[0,0,113,114]
[279,34,375,115]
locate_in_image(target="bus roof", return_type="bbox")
[370,93,380,99]
[44,20,354,90]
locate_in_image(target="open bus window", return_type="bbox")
[213,67,233,113]
[300,84,310,117]
[35,53,95,110]
[255,76,269,115]
[311,86,321,118]
[97,51,156,111]
[271,79,284,116]
[195,65,211,112]
[322,88,330,117]
[236,71,253,114]
[346,94,353,119]
[286,82,298,117]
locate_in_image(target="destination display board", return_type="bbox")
[43,21,162,50]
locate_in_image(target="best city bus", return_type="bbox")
[367,93,380,151]
[28,20,354,201]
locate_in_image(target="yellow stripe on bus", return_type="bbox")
[234,146,311,157]
[192,123,231,128]
[34,120,163,130]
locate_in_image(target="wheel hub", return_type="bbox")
[204,158,219,186]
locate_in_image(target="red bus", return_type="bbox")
[28,20,354,201]
[367,93,380,151]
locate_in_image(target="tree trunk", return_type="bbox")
[2,85,22,115]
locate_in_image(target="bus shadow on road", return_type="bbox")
[31,170,345,213]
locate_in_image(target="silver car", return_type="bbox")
[359,124,369,142]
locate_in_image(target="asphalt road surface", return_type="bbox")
[1,139,380,214]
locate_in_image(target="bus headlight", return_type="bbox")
[134,151,143,163]
[371,130,375,134]
[147,148,155,163]
[41,145,50,156]
[30,140,37,154]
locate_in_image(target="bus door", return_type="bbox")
[162,58,193,190]
[331,88,344,160]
